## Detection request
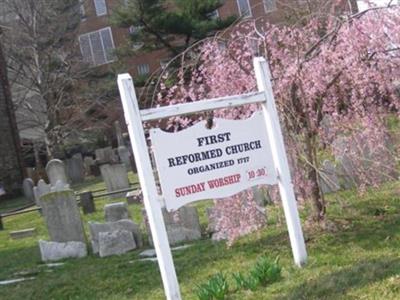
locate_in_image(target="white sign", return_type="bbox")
[118,57,307,300]
[151,111,277,211]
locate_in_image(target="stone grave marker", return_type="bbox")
[83,156,95,176]
[98,230,136,257]
[80,192,96,214]
[45,159,68,186]
[40,189,86,243]
[320,160,340,194]
[33,179,51,207]
[39,240,87,262]
[95,147,118,165]
[88,219,143,253]
[100,164,130,198]
[22,178,35,203]
[65,153,84,184]
[144,206,201,246]
[104,202,131,222]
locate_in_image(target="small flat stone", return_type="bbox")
[39,240,87,262]
[45,263,65,268]
[10,228,37,240]
[139,257,158,262]
[171,245,192,251]
[0,277,35,285]
[138,244,193,259]
[139,249,156,258]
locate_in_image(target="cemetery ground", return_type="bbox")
[0,174,399,299]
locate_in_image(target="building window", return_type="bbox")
[79,0,86,21]
[263,0,277,12]
[94,0,107,16]
[79,27,116,66]
[236,0,252,17]
[137,64,150,75]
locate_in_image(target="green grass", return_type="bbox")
[0,176,400,299]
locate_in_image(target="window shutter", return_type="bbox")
[79,34,93,64]
[237,0,251,17]
[263,0,277,12]
[100,28,115,62]
[94,0,107,16]
[89,31,106,66]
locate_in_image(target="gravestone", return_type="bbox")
[50,180,70,193]
[333,137,357,189]
[33,179,51,207]
[88,219,143,253]
[320,160,340,194]
[83,156,95,176]
[144,206,201,246]
[95,147,118,165]
[65,153,84,184]
[104,202,131,222]
[45,159,68,186]
[80,192,96,214]
[98,230,136,257]
[39,240,87,262]
[22,178,35,203]
[118,146,132,171]
[40,190,86,243]
[100,164,130,198]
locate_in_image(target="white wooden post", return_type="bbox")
[253,57,308,267]
[118,74,182,300]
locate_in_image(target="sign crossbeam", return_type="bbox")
[117,57,307,300]
[140,91,266,122]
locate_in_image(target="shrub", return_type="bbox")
[249,256,282,286]
[195,273,229,300]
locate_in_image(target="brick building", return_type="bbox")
[78,0,358,78]
[0,35,24,196]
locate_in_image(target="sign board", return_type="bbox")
[151,111,277,211]
[117,57,307,300]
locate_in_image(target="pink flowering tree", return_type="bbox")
[147,4,400,243]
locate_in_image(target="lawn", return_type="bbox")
[0,174,400,300]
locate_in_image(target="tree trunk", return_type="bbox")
[304,132,326,222]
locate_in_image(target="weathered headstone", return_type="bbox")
[33,179,51,207]
[65,153,84,184]
[100,164,130,198]
[118,146,132,171]
[95,147,118,165]
[50,180,70,193]
[80,192,96,214]
[40,190,86,243]
[88,219,143,253]
[320,160,340,194]
[144,206,201,246]
[98,230,136,257]
[22,178,35,203]
[45,159,68,186]
[333,136,361,189]
[104,202,131,222]
[39,240,87,262]
[83,156,95,176]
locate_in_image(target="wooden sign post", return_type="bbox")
[117,57,307,300]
